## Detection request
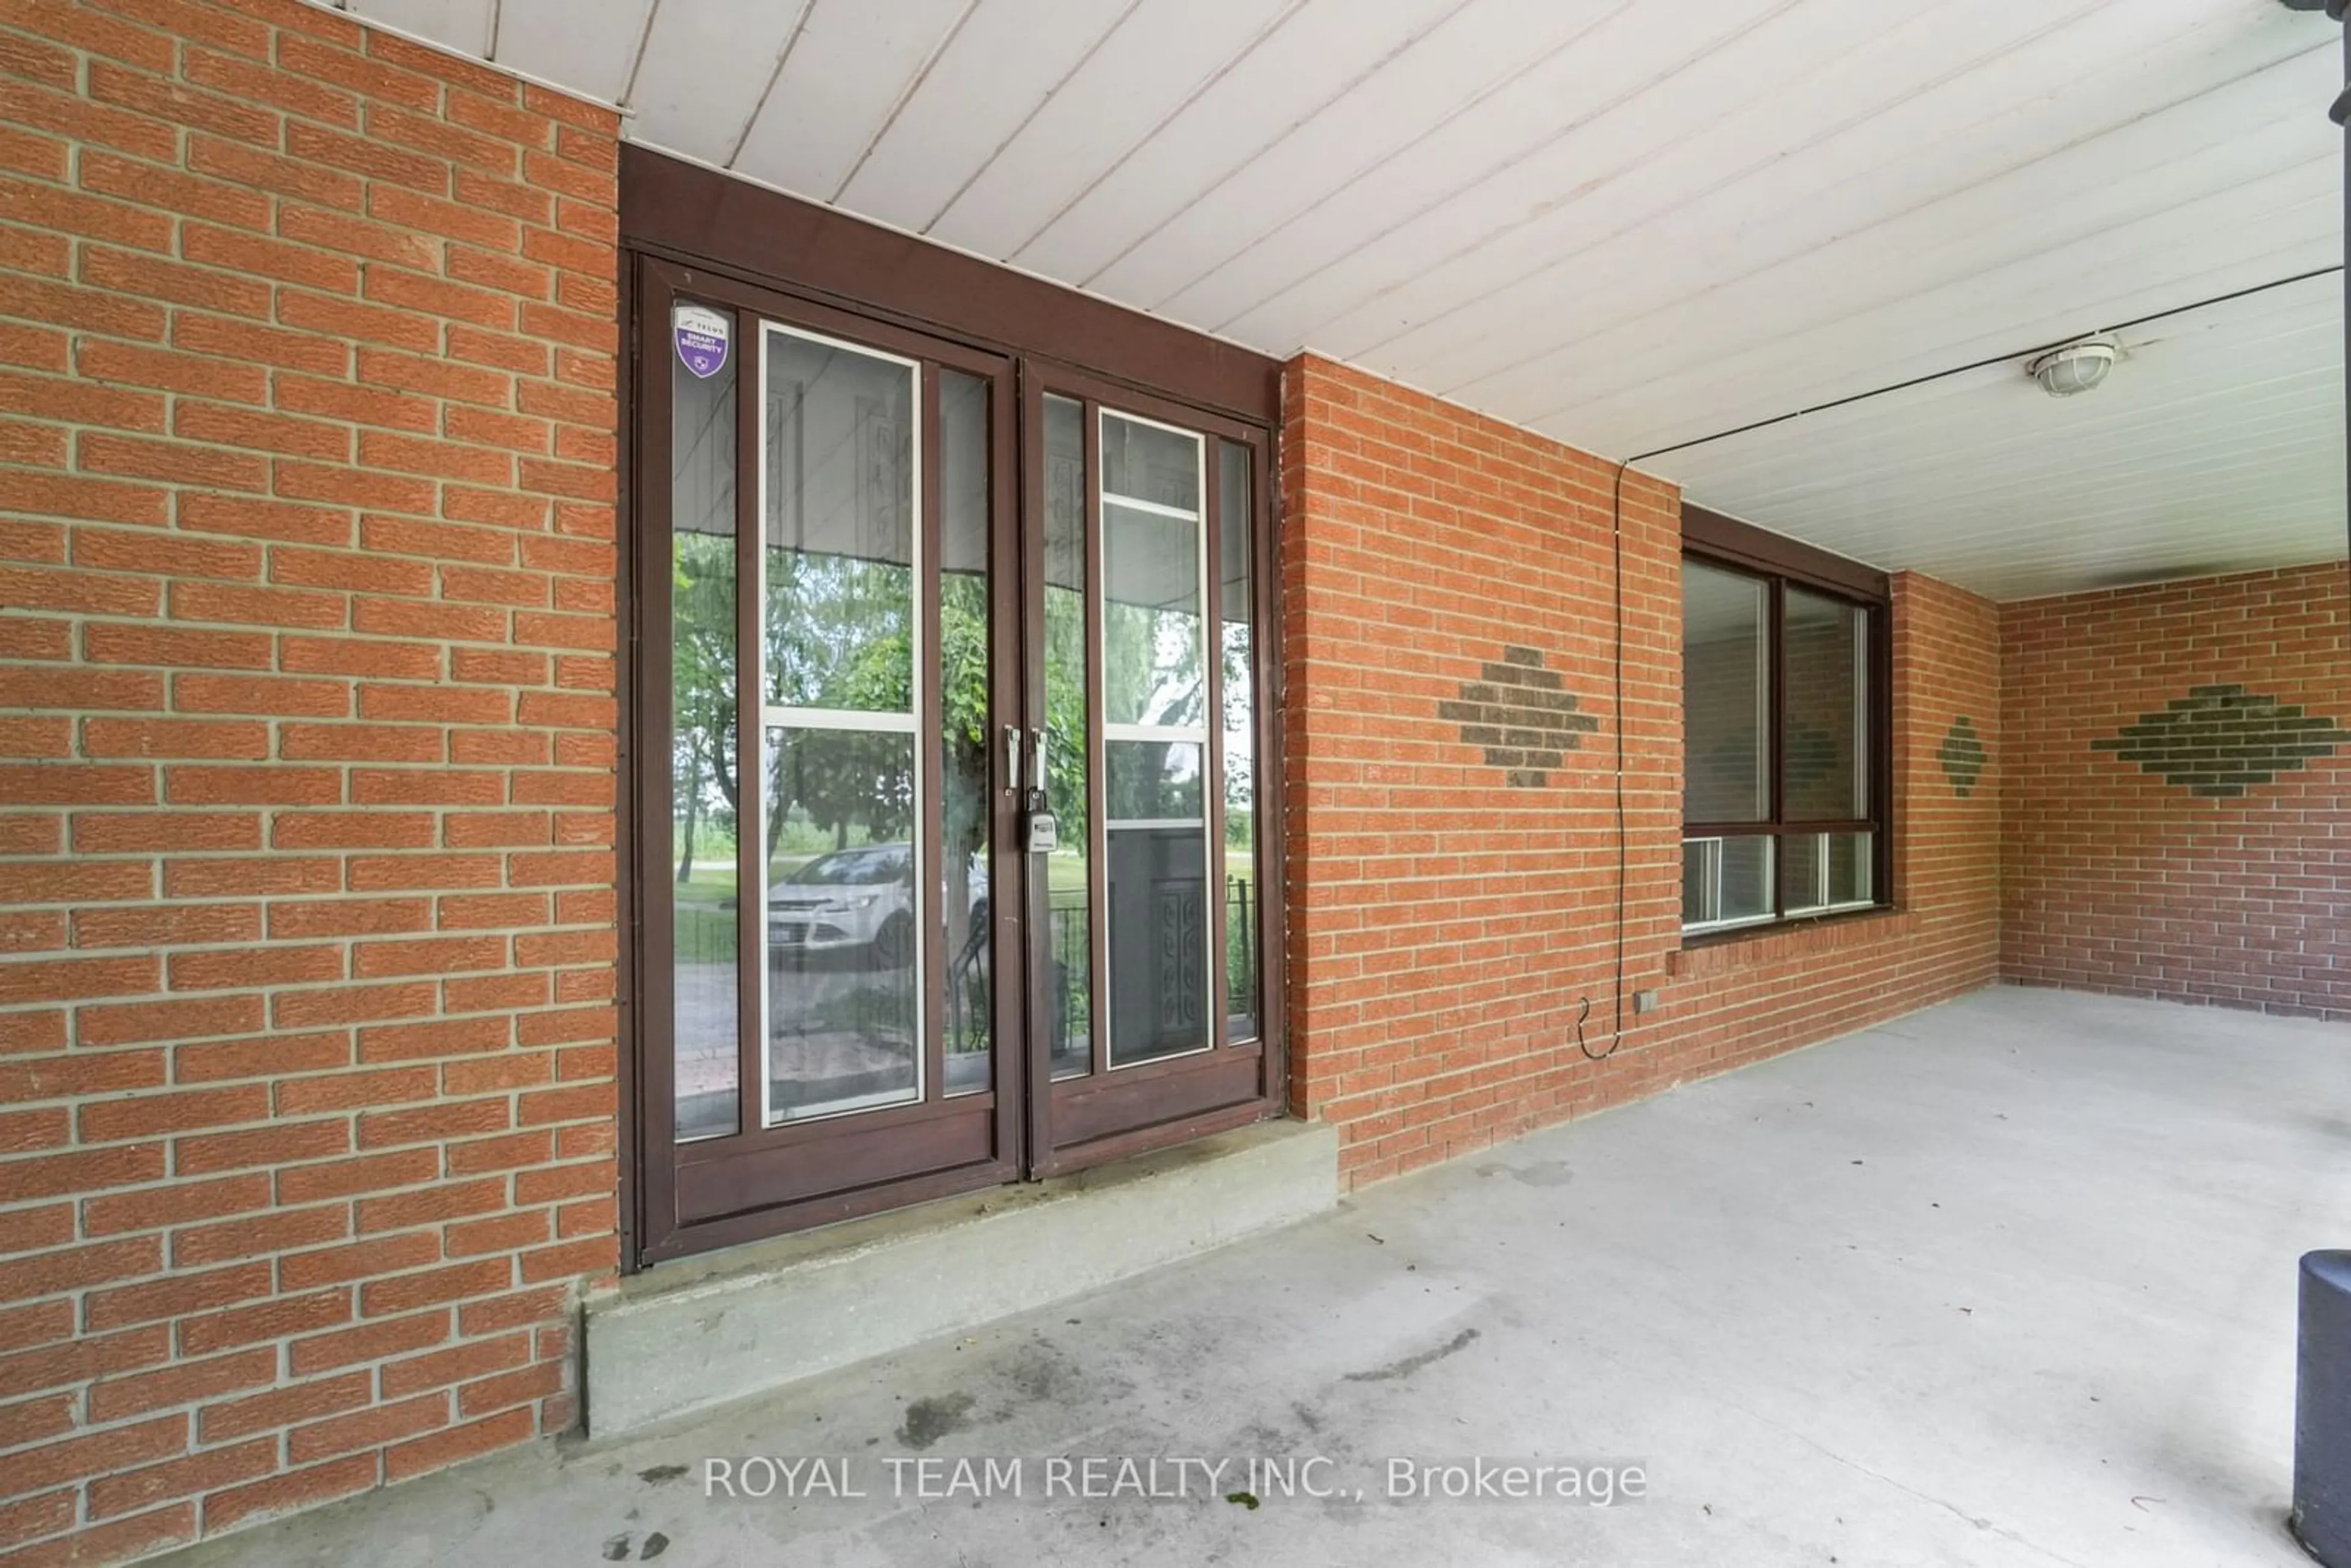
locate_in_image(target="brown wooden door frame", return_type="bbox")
[629,257,1027,1262]
[1018,362,1277,1176]
[618,146,1278,429]
[618,148,1287,1267]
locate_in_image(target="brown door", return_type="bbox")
[1019,369,1277,1174]
[629,263,1280,1261]
[634,260,1024,1259]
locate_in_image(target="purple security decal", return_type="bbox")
[674,304,729,379]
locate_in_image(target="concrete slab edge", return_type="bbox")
[583,1120,1339,1437]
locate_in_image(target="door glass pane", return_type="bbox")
[1784,587,1867,821]
[1101,505,1204,730]
[1103,499,1207,732]
[1043,396,1092,1080]
[765,727,920,1122]
[670,312,738,1142]
[1103,415,1199,513]
[939,369,991,1097]
[1107,738,1203,818]
[762,327,915,713]
[1218,441,1259,1042]
[1684,561,1769,822]
[759,321,924,1126]
[1103,411,1209,1068]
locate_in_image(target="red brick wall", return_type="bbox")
[2000,563,2350,1021]
[1280,354,2003,1187]
[1659,569,2004,1071]
[0,2,620,1559]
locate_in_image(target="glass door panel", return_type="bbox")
[639,254,1275,1253]
[1100,411,1210,1069]
[760,734,920,1120]
[1041,396,1094,1081]
[758,323,925,1127]
[1028,377,1274,1172]
[642,261,1023,1259]
[669,310,741,1142]
[1217,439,1260,1044]
[939,368,992,1097]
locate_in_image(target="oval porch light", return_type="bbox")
[2027,335,2118,397]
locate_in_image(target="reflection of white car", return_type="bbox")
[767,846,986,968]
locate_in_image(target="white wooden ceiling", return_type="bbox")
[337,0,2348,600]
[1662,276,2345,602]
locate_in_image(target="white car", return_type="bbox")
[767,845,987,967]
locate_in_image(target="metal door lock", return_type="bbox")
[1014,726,1056,852]
[1023,803,1057,853]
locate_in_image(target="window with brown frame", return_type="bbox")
[620,148,1285,1265]
[1679,508,1891,936]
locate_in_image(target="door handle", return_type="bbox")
[1030,729,1049,795]
[1003,725,1021,794]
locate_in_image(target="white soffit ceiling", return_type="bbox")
[1660,275,2345,601]
[341,0,2349,600]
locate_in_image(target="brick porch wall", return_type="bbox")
[9,2,2326,1556]
[2001,562,2351,1021]
[0,2,620,1559]
[1278,354,2004,1188]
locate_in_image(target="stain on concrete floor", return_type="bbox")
[894,1391,977,1449]
[1344,1326,1481,1384]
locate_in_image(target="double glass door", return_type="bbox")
[636,261,1273,1259]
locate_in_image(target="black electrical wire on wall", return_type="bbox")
[1573,460,1632,1063]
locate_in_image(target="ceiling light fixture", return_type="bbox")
[2027,334,2118,397]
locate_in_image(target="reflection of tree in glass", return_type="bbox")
[1104,601,1203,728]
[673,533,737,882]
[938,569,988,925]
[763,549,919,855]
[1043,587,1089,835]
[1221,621,1253,848]
[1218,611,1259,1027]
[763,552,913,710]
[748,552,991,878]
[773,730,912,853]
[1104,601,1204,823]
[1108,743,1204,821]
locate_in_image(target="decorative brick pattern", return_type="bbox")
[2003,565,2350,1020]
[1434,645,1599,787]
[1280,354,2004,1190]
[1937,716,1987,798]
[0,3,620,1559]
[2090,682,2345,798]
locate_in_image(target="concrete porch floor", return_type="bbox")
[163,986,2346,1567]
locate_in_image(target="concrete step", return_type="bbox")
[583,1119,1339,1436]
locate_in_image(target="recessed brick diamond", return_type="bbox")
[1434,645,1599,788]
[2091,683,2346,798]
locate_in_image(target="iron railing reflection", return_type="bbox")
[1044,894,1087,1060]
[1226,874,1255,1023]
[690,876,1262,1068]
